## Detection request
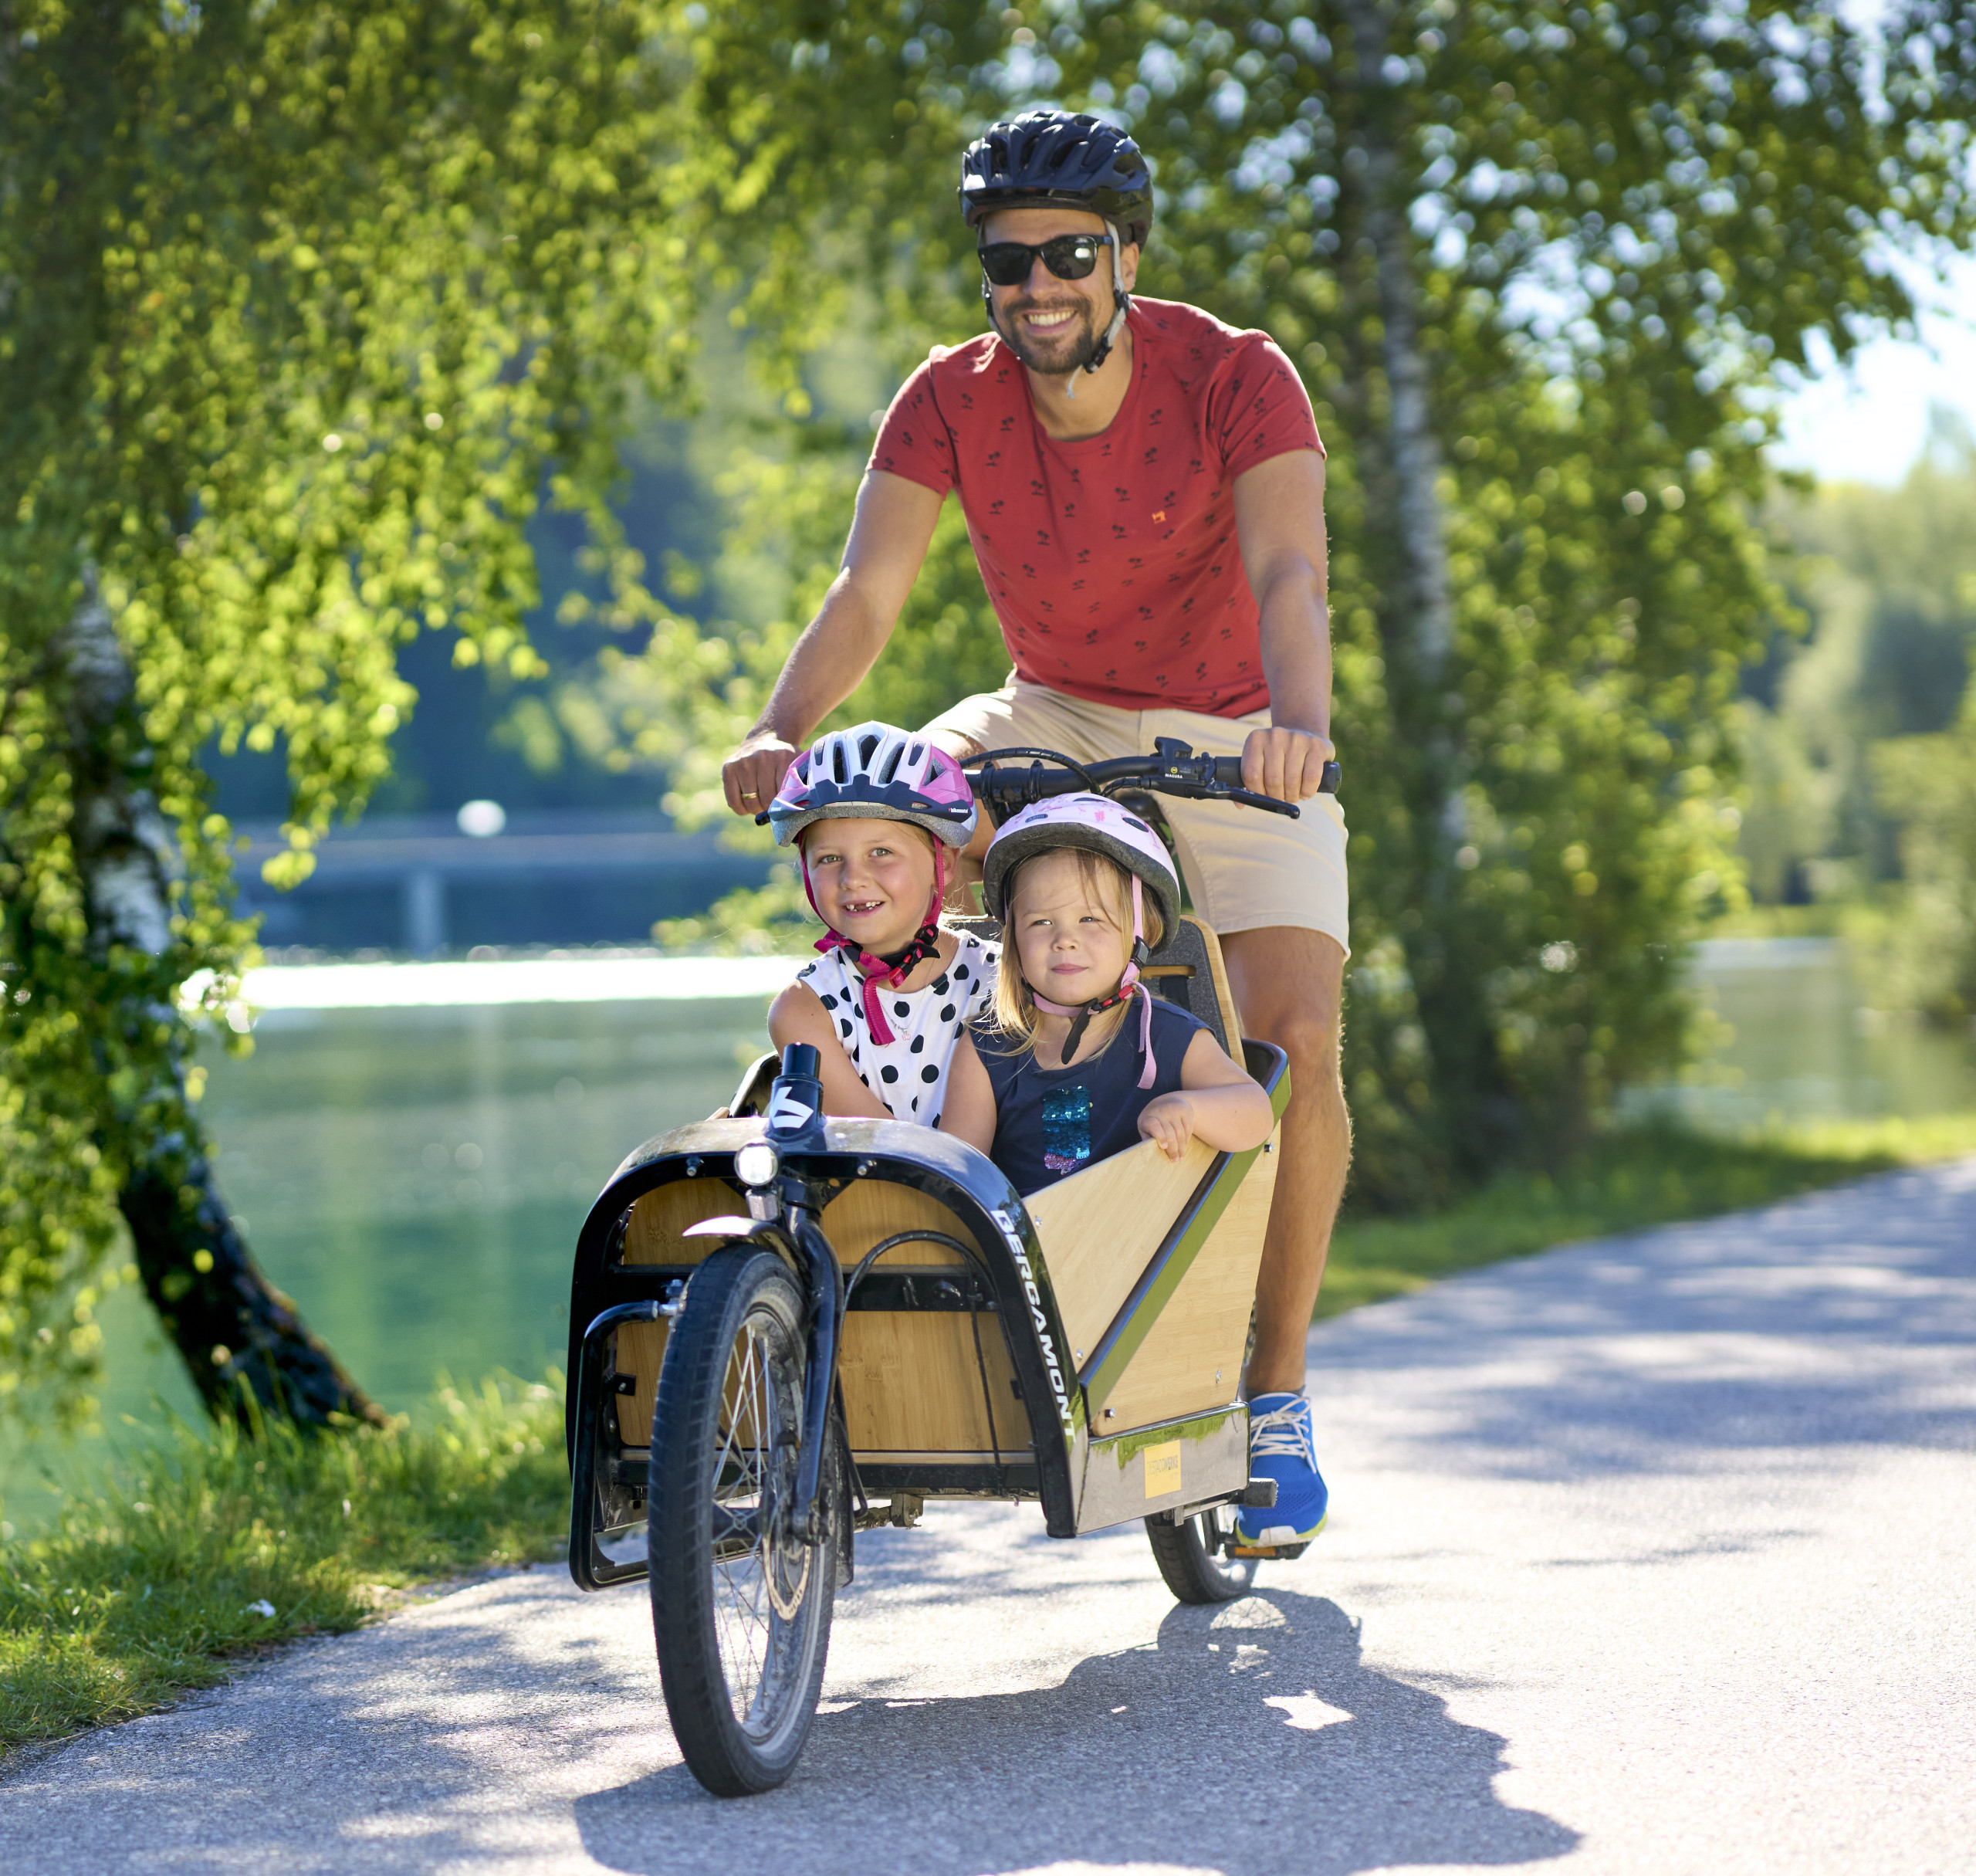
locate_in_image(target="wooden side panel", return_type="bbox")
[1183,915,1244,1055]
[621,1182,739,1265]
[1024,1135,1216,1361]
[621,1174,973,1272]
[611,1182,727,1448]
[820,1181,970,1267]
[616,1170,1020,1455]
[839,1311,1028,1454]
[614,1319,668,1448]
[1096,1125,1281,1431]
[827,1178,1024,1452]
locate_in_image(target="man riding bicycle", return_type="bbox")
[722,107,1347,1549]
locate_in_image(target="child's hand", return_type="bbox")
[1138,1093,1196,1161]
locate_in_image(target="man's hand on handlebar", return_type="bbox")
[722,732,802,818]
[1241,725,1336,804]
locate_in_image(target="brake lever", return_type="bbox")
[1226,788,1301,818]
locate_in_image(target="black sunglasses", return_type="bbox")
[978,232,1107,287]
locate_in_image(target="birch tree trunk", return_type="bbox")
[1337,0,1517,1172]
[60,576,384,1428]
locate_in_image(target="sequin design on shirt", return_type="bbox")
[1041,1086,1094,1174]
[796,931,999,1125]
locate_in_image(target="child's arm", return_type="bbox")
[767,982,891,1119]
[935,1031,998,1154]
[1137,1030,1276,1162]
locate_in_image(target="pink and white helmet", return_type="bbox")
[982,793,1181,932]
[767,722,978,849]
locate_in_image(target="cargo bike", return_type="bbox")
[565,740,1341,1794]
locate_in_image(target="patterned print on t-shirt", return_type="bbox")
[867,296,1324,718]
[795,930,1000,1126]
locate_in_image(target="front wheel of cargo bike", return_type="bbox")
[647,1246,840,1796]
[1144,1504,1258,1604]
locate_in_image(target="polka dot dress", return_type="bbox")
[796,930,1000,1126]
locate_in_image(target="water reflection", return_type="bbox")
[1632,939,1976,1129]
[1,995,770,1530]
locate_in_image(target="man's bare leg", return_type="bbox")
[1220,927,1350,1395]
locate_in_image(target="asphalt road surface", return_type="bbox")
[5,1160,1973,1874]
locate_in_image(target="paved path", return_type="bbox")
[6,1161,1974,1874]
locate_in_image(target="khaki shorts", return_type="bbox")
[922,680,1349,951]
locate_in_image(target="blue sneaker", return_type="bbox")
[1234,1391,1328,1549]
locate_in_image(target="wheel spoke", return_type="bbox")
[704,1309,811,1733]
[650,1248,834,1791]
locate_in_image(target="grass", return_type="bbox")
[1319,1111,1976,1316]
[8,1109,1976,1758]
[0,1373,567,1756]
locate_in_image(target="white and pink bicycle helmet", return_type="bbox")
[768,723,979,1047]
[767,723,977,851]
[982,792,1179,930]
[983,793,1183,1085]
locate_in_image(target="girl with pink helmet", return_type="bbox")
[765,723,999,1126]
[939,794,1272,1192]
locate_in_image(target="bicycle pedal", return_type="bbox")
[1226,1540,1310,1560]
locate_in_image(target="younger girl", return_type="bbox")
[765,723,997,1126]
[939,794,1273,1190]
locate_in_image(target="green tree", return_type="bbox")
[562,0,1976,1200]
[1739,414,1976,913]
[0,0,753,1424]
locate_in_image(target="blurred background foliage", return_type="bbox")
[1734,411,1976,1012]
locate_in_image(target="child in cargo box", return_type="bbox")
[939,793,1272,1194]
[764,722,999,1126]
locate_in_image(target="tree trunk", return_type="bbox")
[1338,0,1518,1175]
[61,575,384,1428]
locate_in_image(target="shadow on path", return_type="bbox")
[1315,1161,1976,1486]
[574,1590,1577,1876]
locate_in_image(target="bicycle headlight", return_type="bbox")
[734,1143,780,1189]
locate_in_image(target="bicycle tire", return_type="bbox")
[1145,1505,1258,1604]
[648,1246,840,1796]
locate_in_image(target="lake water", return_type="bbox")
[5,938,1974,1532]
[1,970,783,1533]
[1629,938,1976,1129]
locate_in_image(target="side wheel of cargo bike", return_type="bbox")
[565,740,1338,1794]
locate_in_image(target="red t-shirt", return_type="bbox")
[868,297,1323,717]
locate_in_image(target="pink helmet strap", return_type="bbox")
[801,839,948,1048]
[1025,874,1157,1089]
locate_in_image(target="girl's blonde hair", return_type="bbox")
[987,845,1166,1057]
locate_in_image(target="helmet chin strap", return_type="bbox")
[1024,875,1157,1088]
[1074,226,1132,388]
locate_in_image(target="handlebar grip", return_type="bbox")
[1211,756,1341,795]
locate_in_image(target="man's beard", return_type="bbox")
[996,293,1107,375]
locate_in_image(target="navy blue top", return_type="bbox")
[973,996,1211,1196]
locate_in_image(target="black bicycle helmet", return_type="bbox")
[959,110,1153,249]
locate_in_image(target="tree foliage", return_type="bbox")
[566,0,1976,1199]
[1740,420,1976,1011]
[0,0,753,1416]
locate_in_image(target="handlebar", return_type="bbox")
[964,738,1338,825]
[751,737,1339,828]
